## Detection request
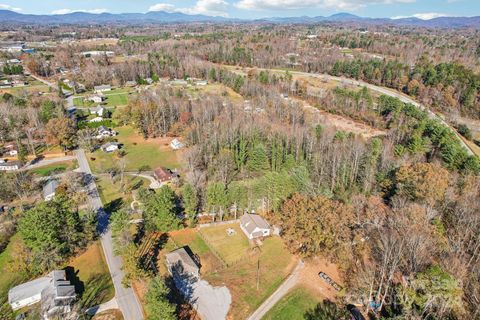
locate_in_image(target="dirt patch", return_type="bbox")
[297,257,343,302]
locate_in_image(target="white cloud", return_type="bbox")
[391,12,450,20]
[0,3,23,12]
[148,3,177,13]
[51,8,109,15]
[149,0,229,17]
[235,0,415,11]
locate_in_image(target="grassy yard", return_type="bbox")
[96,175,149,213]
[262,286,321,320]
[29,161,76,177]
[156,226,296,320]
[204,236,296,319]
[199,223,250,265]
[73,88,135,107]
[0,234,27,297]
[67,241,115,307]
[88,126,180,173]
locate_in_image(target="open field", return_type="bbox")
[88,126,181,173]
[261,286,321,320]
[205,236,296,319]
[191,83,244,103]
[199,223,250,265]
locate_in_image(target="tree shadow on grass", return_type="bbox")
[304,300,349,320]
[77,274,114,310]
[104,198,124,214]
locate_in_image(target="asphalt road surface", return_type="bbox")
[75,149,144,320]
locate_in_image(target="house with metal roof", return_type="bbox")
[240,213,271,240]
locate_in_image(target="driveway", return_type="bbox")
[75,149,144,320]
[247,260,304,320]
[177,277,232,320]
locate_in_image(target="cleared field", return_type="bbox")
[88,126,180,173]
[199,223,250,265]
[262,286,321,320]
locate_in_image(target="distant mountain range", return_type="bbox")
[0,10,479,28]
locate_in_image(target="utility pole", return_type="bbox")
[256,258,260,290]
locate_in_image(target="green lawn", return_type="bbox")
[0,234,26,297]
[96,175,149,213]
[29,161,76,177]
[199,223,250,265]
[204,236,295,319]
[88,126,180,173]
[262,286,321,320]
[73,87,135,107]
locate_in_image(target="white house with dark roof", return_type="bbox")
[240,213,271,240]
[8,270,76,319]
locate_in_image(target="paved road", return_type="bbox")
[227,66,474,156]
[75,149,144,320]
[22,155,76,170]
[247,260,304,320]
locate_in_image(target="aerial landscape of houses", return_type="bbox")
[0,1,479,320]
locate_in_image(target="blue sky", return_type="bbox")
[0,0,478,19]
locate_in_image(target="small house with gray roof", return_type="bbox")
[240,213,271,240]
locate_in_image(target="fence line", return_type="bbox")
[198,219,240,228]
